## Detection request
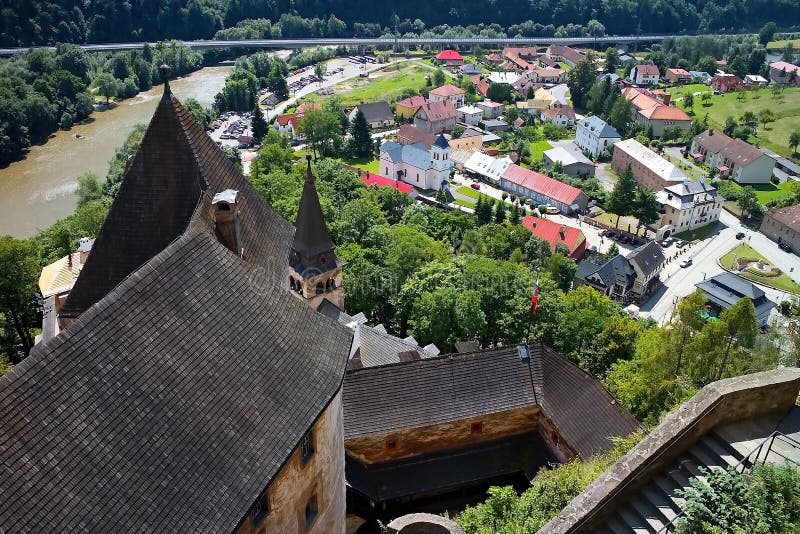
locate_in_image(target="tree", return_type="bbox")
[607,96,633,134]
[604,243,619,260]
[267,63,288,98]
[524,235,552,271]
[758,22,777,46]
[740,111,758,132]
[545,253,577,292]
[76,172,103,208]
[567,58,598,109]
[0,237,39,361]
[486,82,513,103]
[790,130,800,154]
[250,104,267,140]
[298,109,341,159]
[494,200,506,223]
[586,19,605,37]
[671,290,707,376]
[335,197,387,243]
[348,109,373,158]
[724,116,738,136]
[758,109,775,130]
[606,164,637,227]
[632,187,659,236]
[605,47,619,72]
[93,72,118,103]
[314,62,324,84]
[475,196,493,225]
[683,92,694,111]
[695,55,717,76]
[737,186,760,219]
[701,92,712,106]
[433,69,446,86]
[715,297,758,380]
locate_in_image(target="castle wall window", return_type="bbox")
[249,491,270,525]
[315,282,324,295]
[301,430,315,463]
[304,494,318,528]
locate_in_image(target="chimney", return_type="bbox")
[661,93,671,106]
[708,128,714,136]
[77,236,93,264]
[559,224,566,239]
[212,189,242,256]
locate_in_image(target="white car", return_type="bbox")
[680,258,693,268]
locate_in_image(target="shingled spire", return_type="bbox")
[288,155,344,309]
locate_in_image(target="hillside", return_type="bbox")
[3,0,800,46]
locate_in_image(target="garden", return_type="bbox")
[719,243,800,293]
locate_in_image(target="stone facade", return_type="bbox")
[238,391,346,534]
[289,265,344,310]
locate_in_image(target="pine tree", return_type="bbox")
[349,109,372,158]
[476,196,493,225]
[606,164,637,227]
[494,200,506,223]
[509,202,521,225]
[251,103,267,140]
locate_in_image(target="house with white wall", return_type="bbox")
[379,135,451,190]
[575,116,620,158]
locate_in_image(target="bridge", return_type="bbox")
[0,35,672,56]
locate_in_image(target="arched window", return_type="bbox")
[315,282,324,295]
[326,278,336,291]
[289,277,296,290]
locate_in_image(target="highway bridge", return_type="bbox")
[0,35,672,56]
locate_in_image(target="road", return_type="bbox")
[0,35,676,56]
[640,209,800,324]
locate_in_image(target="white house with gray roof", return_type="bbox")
[379,135,451,190]
[575,116,621,158]
[655,179,724,239]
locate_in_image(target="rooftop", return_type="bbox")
[522,215,585,257]
[543,146,592,167]
[614,139,687,183]
[430,83,466,97]
[436,49,463,60]
[693,129,770,168]
[503,164,584,206]
[578,116,620,138]
[767,203,800,232]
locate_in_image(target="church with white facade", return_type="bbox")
[379,134,451,190]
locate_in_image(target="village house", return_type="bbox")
[380,134,451,190]
[530,67,567,85]
[540,105,576,128]
[502,47,539,70]
[575,241,665,304]
[395,95,427,120]
[428,83,466,107]
[618,53,636,67]
[349,101,394,129]
[488,71,520,85]
[745,74,769,86]
[516,87,558,115]
[696,273,777,328]
[761,147,800,182]
[654,179,724,239]
[543,146,595,178]
[501,163,588,214]
[612,138,687,191]
[459,63,482,76]
[481,118,508,132]
[434,49,464,66]
[396,123,436,147]
[769,61,800,85]
[546,45,585,67]
[447,130,483,153]
[274,113,303,141]
[761,203,800,254]
[485,52,504,64]
[690,128,775,184]
[689,70,713,83]
[456,104,484,126]
[476,99,503,118]
[538,54,558,68]
[475,78,490,97]
[522,215,587,259]
[463,152,512,184]
[629,64,661,85]
[711,73,744,93]
[575,116,621,158]
[622,87,692,136]
[666,68,692,84]
[414,100,457,134]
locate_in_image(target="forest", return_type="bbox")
[3,0,800,46]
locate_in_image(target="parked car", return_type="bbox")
[470,183,480,190]
[779,242,792,252]
[736,232,745,240]
[620,236,630,244]
[545,206,559,214]
[680,258,693,268]
[659,240,670,247]
[676,241,687,249]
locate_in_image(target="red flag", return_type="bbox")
[531,283,540,315]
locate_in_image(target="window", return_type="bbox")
[249,491,270,525]
[385,438,399,450]
[300,430,315,463]
[304,495,318,528]
[470,421,484,434]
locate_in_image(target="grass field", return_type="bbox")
[666,84,712,97]
[454,198,476,208]
[719,244,800,293]
[696,87,800,157]
[339,155,380,174]
[719,179,795,205]
[661,152,706,180]
[674,222,722,242]
[312,62,430,107]
[767,39,800,51]
[457,186,481,199]
[530,140,553,161]
[592,211,641,233]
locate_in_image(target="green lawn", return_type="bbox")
[767,39,800,51]
[592,211,641,233]
[338,155,380,174]
[454,198,476,208]
[530,140,553,161]
[312,62,431,107]
[696,87,800,158]
[718,179,795,205]
[674,222,722,242]
[661,152,706,180]
[719,244,800,293]
[666,84,712,97]
[457,186,481,200]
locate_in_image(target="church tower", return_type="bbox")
[430,133,451,190]
[288,155,345,309]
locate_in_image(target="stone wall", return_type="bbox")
[346,406,543,465]
[237,390,346,534]
[541,368,800,533]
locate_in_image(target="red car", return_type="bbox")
[470,183,480,190]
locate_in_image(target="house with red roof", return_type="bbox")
[630,64,661,85]
[540,106,576,127]
[475,79,490,98]
[711,73,744,93]
[274,113,302,141]
[501,163,588,214]
[295,101,319,116]
[435,50,464,66]
[522,215,586,259]
[395,95,428,120]
[429,83,466,107]
[622,86,691,136]
[769,61,800,85]
[666,68,692,84]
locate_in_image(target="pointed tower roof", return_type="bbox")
[60,64,292,319]
[433,133,450,149]
[292,155,336,259]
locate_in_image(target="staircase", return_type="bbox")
[593,431,744,534]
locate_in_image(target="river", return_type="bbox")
[0,64,232,238]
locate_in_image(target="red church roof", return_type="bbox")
[362,172,414,194]
[436,50,463,61]
[522,215,586,259]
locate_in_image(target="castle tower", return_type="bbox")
[430,134,451,190]
[289,155,345,309]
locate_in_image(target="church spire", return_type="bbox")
[292,154,336,259]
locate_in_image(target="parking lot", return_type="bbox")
[207,112,254,148]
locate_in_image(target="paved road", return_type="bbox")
[0,35,675,56]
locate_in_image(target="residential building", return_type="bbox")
[476,99,503,118]
[522,215,587,259]
[612,138,686,191]
[760,147,800,182]
[618,53,635,67]
[396,123,436,147]
[545,369,800,533]
[769,61,800,85]
[456,104,483,126]
[274,113,302,141]
[530,68,567,84]
[538,54,558,68]
[348,101,394,129]
[575,241,665,304]
[516,88,558,115]
[630,64,661,85]
[428,83,466,107]
[622,86,692,136]
[380,134,451,190]
[691,128,775,184]
[295,101,319,116]
[447,130,483,153]
[710,73,744,93]
[689,70,712,83]
[434,49,464,66]
[459,63,482,76]
[481,118,508,132]
[543,147,595,178]
[475,78,489,98]
[395,95,427,120]
[501,164,588,214]
[655,179,724,239]
[546,45,585,67]
[745,74,768,86]
[540,106,576,127]
[413,100,457,134]
[575,116,621,158]
[463,152,511,184]
[666,68,692,84]
[487,71,520,85]
[761,203,800,254]
[485,52,504,64]
[0,71,353,533]
[696,273,777,327]
[503,47,539,70]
